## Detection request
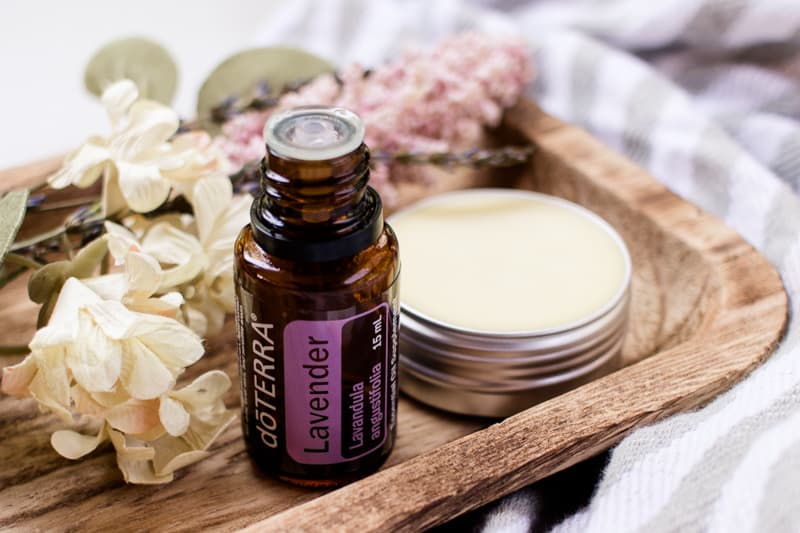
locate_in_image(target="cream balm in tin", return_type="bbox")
[389,189,632,417]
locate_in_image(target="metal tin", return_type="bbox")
[389,189,632,418]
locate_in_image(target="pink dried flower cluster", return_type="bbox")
[215,110,271,169]
[213,32,533,203]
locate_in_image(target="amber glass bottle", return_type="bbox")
[234,106,400,487]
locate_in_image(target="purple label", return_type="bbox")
[284,304,389,464]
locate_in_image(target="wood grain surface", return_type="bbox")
[0,101,788,531]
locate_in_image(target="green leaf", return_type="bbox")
[69,237,109,278]
[28,261,70,304]
[28,237,108,328]
[0,190,29,268]
[85,37,178,104]
[197,46,334,132]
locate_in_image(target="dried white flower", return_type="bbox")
[48,80,232,215]
[4,278,205,407]
[49,80,178,214]
[2,277,235,484]
[100,178,250,336]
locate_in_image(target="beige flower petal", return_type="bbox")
[119,338,176,400]
[159,291,184,308]
[141,223,206,291]
[1,355,37,397]
[205,193,251,252]
[171,370,231,410]
[115,160,171,213]
[116,454,174,484]
[162,131,231,196]
[102,79,139,129]
[90,387,132,408]
[106,398,160,434]
[125,296,181,318]
[154,449,209,477]
[186,298,226,336]
[141,222,201,265]
[182,410,237,451]
[116,100,179,158]
[150,434,208,476]
[83,300,138,340]
[66,310,122,392]
[29,278,101,350]
[49,141,110,189]
[133,317,205,369]
[102,171,129,217]
[82,273,127,301]
[125,251,162,298]
[192,177,232,245]
[104,221,142,265]
[141,223,206,286]
[132,424,167,442]
[86,299,203,371]
[28,346,72,423]
[159,396,190,437]
[108,429,173,484]
[51,425,107,460]
[108,428,155,460]
[183,305,209,336]
[71,385,108,416]
[207,264,236,313]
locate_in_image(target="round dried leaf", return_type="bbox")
[27,261,71,304]
[85,37,178,104]
[196,47,333,132]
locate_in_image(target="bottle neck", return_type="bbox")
[250,144,384,262]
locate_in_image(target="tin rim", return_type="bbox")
[400,333,624,393]
[389,188,633,338]
[403,325,627,380]
[399,289,630,361]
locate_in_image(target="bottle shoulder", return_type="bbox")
[235,224,399,292]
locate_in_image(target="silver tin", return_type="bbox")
[389,189,632,418]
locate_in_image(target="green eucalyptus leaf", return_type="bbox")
[37,293,59,328]
[28,261,70,304]
[85,37,178,104]
[28,237,108,327]
[0,190,29,267]
[197,46,334,132]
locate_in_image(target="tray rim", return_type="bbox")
[243,100,788,531]
[0,100,788,532]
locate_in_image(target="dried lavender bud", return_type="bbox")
[372,146,535,168]
[27,194,46,209]
[210,95,239,123]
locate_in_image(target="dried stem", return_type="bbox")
[0,266,27,290]
[11,202,105,255]
[60,233,74,260]
[4,253,44,271]
[372,146,535,167]
[31,196,100,212]
[0,344,29,355]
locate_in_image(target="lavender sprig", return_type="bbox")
[372,146,535,168]
[229,145,535,197]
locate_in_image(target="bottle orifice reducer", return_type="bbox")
[233,106,400,486]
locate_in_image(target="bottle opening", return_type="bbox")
[264,106,365,161]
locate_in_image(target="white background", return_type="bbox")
[0,0,282,169]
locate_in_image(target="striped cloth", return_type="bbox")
[259,1,800,531]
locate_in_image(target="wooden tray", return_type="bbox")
[0,101,787,531]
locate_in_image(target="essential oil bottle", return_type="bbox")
[233,106,400,487]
